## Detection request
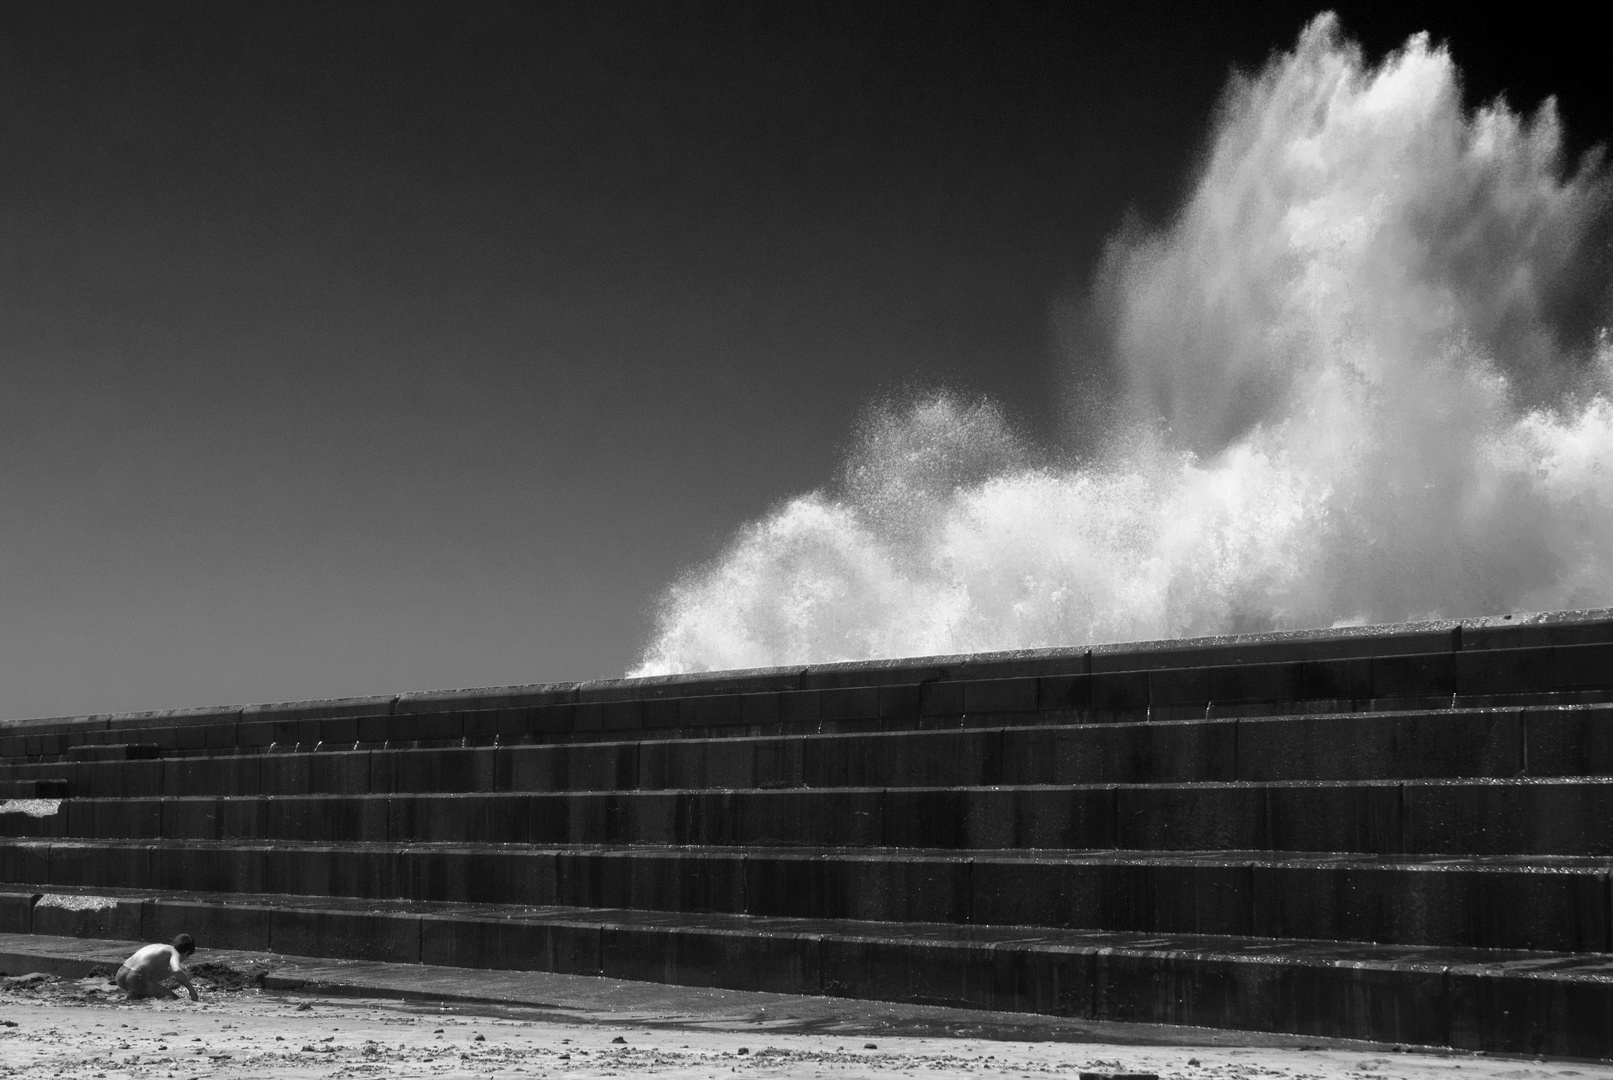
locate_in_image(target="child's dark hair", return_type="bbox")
[172,934,195,956]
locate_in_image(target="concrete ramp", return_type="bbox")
[5,610,1613,1055]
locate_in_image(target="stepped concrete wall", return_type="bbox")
[5,608,1613,1057]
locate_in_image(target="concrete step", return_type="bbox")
[4,839,1610,953]
[2,882,1610,1056]
[4,612,1613,766]
[9,780,1613,856]
[6,704,1613,799]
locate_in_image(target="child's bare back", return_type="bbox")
[115,935,198,1001]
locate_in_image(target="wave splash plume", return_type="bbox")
[633,14,1613,676]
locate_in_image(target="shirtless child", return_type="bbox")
[116,935,199,1001]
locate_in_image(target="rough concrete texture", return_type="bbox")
[2,935,1607,1080]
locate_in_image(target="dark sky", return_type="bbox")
[1,1,1606,719]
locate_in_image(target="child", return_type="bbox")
[115,934,199,1001]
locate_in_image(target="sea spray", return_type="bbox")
[632,14,1613,676]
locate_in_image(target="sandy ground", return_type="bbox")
[2,969,1610,1080]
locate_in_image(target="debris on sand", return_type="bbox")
[189,961,270,991]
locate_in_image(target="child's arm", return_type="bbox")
[172,960,200,1001]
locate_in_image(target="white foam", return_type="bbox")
[634,15,1613,675]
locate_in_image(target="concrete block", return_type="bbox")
[1354,864,1606,952]
[1267,782,1402,854]
[265,797,332,843]
[740,692,781,726]
[777,690,820,727]
[265,844,402,901]
[732,789,883,847]
[1525,708,1613,776]
[640,698,680,730]
[397,712,466,743]
[419,913,571,971]
[395,683,579,715]
[1404,780,1613,856]
[149,843,266,894]
[73,798,162,840]
[63,761,147,798]
[140,726,180,751]
[1236,712,1521,782]
[49,841,151,890]
[166,756,260,798]
[796,734,849,788]
[1298,657,1373,700]
[68,743,161,762]
[1447,957,1613,1057]
[599,700,643,733]
[269,905,420,963]
[502,744,567,792]
[920,681,966,716]
[820,934,992,1009]
[245,695,397,723]
[1088,671,1149,711]
[316,716,360,745]
[1552,641,1613,689]
[0,840,50,885]
[738,853,827,919]
[603,923,821,995]
[1456,646,1553,696]
[833,854,972,924]
[612,792,677,845]
[993,944,1097,1017]
[0,800,67,840]
[326,795,394,843]
[0,890,38,933]
[156,796,227,844]
[144,898,271,953]
[304,751,374,795]
[1014,721,1236,786]
[216,797,269,841]
[820,687,880,723]
[639,739,749,791]
[964,678,1039,714]
[202,722,238,750]
[883,789,971,848]
[30,893,145,942]
[883,730,1002,787]
[1094,945,1448,1045]
[562,849,745,916]
[1209,662,1304,704]
[751,736,803,789]
[989,787,1117,849]
[985,858,1252,936]
[454,709,496,744]
[522,704,575,736]
[1372,652,1456,699]
[389,794,532,844]
[878,684,922,721]
[1038,675,1090,711]
[389,747,496,794]
[1146,667,1213,708]
[257,754,314,796]
[531,792,611,845]
[503,744,567,796]
[678,695,744,728]
[1116,785,1262,851]
[236,722,275,748]
[566,742,639,791]
[271,718,318,747]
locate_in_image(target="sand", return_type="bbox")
[1,969,1607,1080]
